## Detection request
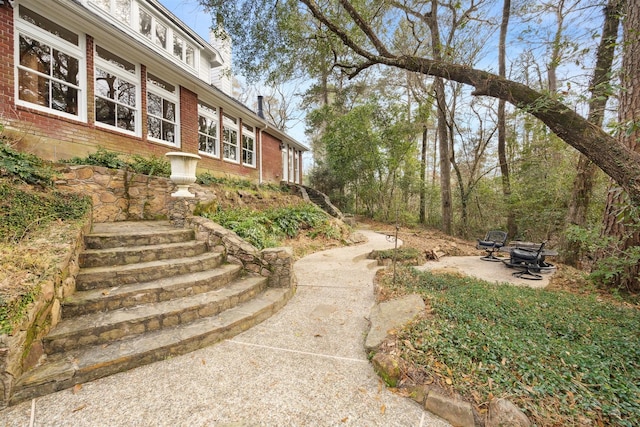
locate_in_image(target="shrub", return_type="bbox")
[0,140,55,187]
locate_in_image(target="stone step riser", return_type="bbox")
[45,279,267,354]
[75,253,223,291]
[10,289,293,406]
[79,241,208,268]
[63,266,241,318]
[84,229,195,250]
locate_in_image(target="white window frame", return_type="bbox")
[94,45,140,135]
[15,6,87,122]
[146,73,179,147]
[222,114,239,163]
[87,0,132,25]
[241,124,256,168]
[198,102,219,158]
[294,150,300,183]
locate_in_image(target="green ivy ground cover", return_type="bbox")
[382,267,640,426]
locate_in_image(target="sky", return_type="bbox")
[157,0,310,150]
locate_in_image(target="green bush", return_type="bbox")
[382,267,640,426]
[128,154,171,177]
[63,147,170,177]
[198,203,336,249]
[64,146,128,169]
[0,140,55,186]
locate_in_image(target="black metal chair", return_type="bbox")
[507,241,547,280]
[477,230,508,262]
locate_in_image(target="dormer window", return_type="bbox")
[89,0,131,25]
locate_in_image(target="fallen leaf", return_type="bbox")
[202,359,206,365]
[445,377,453,385]
[72,404,87,413]
[72,384,82,394]
[101,291,109,296]
[380,404,386,414]
[341,417,348,423]
[314,334,322,338]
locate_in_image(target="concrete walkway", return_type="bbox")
[1,230,450,426]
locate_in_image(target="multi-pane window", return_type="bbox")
[172,35,195,67]
[16,6,84,119]
[146,73,178,145]
[94,46,138,133]
[88,0,131,25]
[222,114,238,162]
[139,8,167,49]
[242,124,255,167]
[198,102,218,157]
[139,7,194,68]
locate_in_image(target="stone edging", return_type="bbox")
[366,295,531,427]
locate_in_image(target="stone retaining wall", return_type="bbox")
[0,216,91,408]
[186,216,296,289]
[1,165,296,408]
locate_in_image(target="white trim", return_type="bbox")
[197,101,219,158]
[241,123,256,168]
[14,5,87,122]
[222,114,239,163]
[94,44,141,136]
[146,72,180,147]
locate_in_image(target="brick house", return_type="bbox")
[0,0,306,184]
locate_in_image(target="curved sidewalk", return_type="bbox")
[1,230,449,426]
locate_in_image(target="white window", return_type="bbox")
[88,0,131,25]
[94,46,139,134]
[139,8,167,49]
[198,102,218,157]
[294,150,300,183]
[242,124,255,167]
[146,73,178,145]
[172,34,195,68]
[15,6,85,120]
[222,114,239,162]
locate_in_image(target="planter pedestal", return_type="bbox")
[165,152,201,198]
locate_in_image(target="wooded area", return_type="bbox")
[201,0,640,292]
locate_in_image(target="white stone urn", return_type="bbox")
[165,152,201,198]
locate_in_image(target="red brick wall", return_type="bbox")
[261,131,283,183]
[0,5,286,184]
[180,86,198,154]
[0,4,15,120]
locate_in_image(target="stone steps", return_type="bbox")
[10,287,291,405]
[45,275,268,353]
[9,220,293,405]
[75,252,224,291]
[79,240,208,268]
[63,264,242,317]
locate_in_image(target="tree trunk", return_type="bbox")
[600,0,640,292]
[563,0,622,266]
[419,126,428,224]
[498,0,516,239]
[435,78,453,234]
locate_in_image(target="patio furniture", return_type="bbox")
[503,241,555,280]
[477,230,508,262]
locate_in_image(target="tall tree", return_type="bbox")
[497,0,516,237]
[600,0,640,291]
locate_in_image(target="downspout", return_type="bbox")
[257,95,266,184]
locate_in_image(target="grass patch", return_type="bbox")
[379,267,640,426]
[196,203,341,249]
